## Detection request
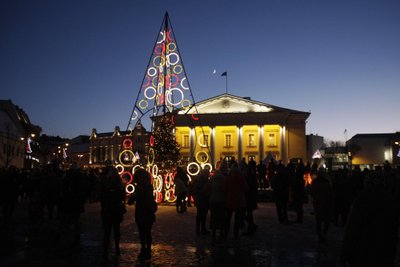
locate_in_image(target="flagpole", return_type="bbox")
[225,72,228,94]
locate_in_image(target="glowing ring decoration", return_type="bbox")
[144,86,157,100]
[165,188,177,203]
[152,164,159,178]
[147,67,157,77]
[138,99,149,109]
[186,174,192,183]
[154,191,163,203]
[187,162,201,176]
[156,94,165,106]
[148,148,155,166]
[173,64,183,74]
[144,75,151,86]
[132,165,142,174]
[196,151,209,164]
[152,76,163,88]
[119,150,136,167]
[157,82,164,94]
[164,173,174,189]
[120,171,133,184]
[153,56,165,67]
[131,110,138,120]
[180,77,189,90]
[166,30,174,42]
[197,133,208,147]
[166,88,184,106]
[154,43,165,55]
[201,163,213,172]
[167,42,176,53]
[126,184,135,194]
[191,114,199,121]
[115,164,124,174]
[169,74,179,87]
[157,31,165,44]
[166,52,180,66]
[153,174,163,192]
[149,135,155,146]
[181,99,191,109]
[123,138,133,148]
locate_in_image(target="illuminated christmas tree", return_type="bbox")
[123,12,210,203]
[152,114,181,170]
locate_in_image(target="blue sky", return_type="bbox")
[1,0,399,143]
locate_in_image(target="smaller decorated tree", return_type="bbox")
[152,114,181,171]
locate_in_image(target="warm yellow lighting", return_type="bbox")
[20,137,25,141]
[30,133,35,138]
[65,143,69,147]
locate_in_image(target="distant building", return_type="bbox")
[347,132,400,169]
[65,135,90,169]
[89,123,150,169]
[173,93,310,166]
[0,100,41,169]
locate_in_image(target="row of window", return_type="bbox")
[182,133,277,148]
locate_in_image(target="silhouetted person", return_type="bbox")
[256,160,267,189]
[224,162,248,239]
[332,168,351,227]
[205,169,227,241]
[100,165,125,258]
[310,169,333,243]
[244,159,258,235]
[0,166,19,223]
[41,164,61,220]
[293,159,305,223]
[59,163,85,244]
[192,169,210,235]
[271,161,289,223]
[341,171,399,267]
[129,168,157,261]
[174,166,188,213]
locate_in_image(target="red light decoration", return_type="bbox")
[123,138,133,148]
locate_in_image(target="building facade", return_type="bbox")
[347,132,400,169]
[173,94,310,167]
[89,123,150,169]
[0,100,41,169]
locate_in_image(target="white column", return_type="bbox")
[238,126,243,161]
[259,125,264,162]
[280,126,287,163]
[210,127,215,167]
[190,127,195,162]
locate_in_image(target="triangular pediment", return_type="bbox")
[179,94,278,114]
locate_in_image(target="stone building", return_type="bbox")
[89,123,150,168]
[173,93,310,167]
[0,100,41,169]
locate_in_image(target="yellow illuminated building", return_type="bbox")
[173,93,310,166]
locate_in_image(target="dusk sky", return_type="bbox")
[1,0,399,143]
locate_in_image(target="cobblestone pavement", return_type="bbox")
[1,200,399,267]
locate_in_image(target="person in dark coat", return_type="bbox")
[192,169,210,235]
[271,161,290,223]
[224,162,249,239]
[341,171,399,267]
[244,159,258,235]
[292,159,305,223]
[310,169,333,243]
[59,163,86,243]
[174,166,188,213]
[129,168,157,261]
[100,166,126,258]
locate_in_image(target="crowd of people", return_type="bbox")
[1,158,400,266]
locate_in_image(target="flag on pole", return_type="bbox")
[221,71,227,77]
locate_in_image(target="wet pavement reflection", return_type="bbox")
[1,201,399,266]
